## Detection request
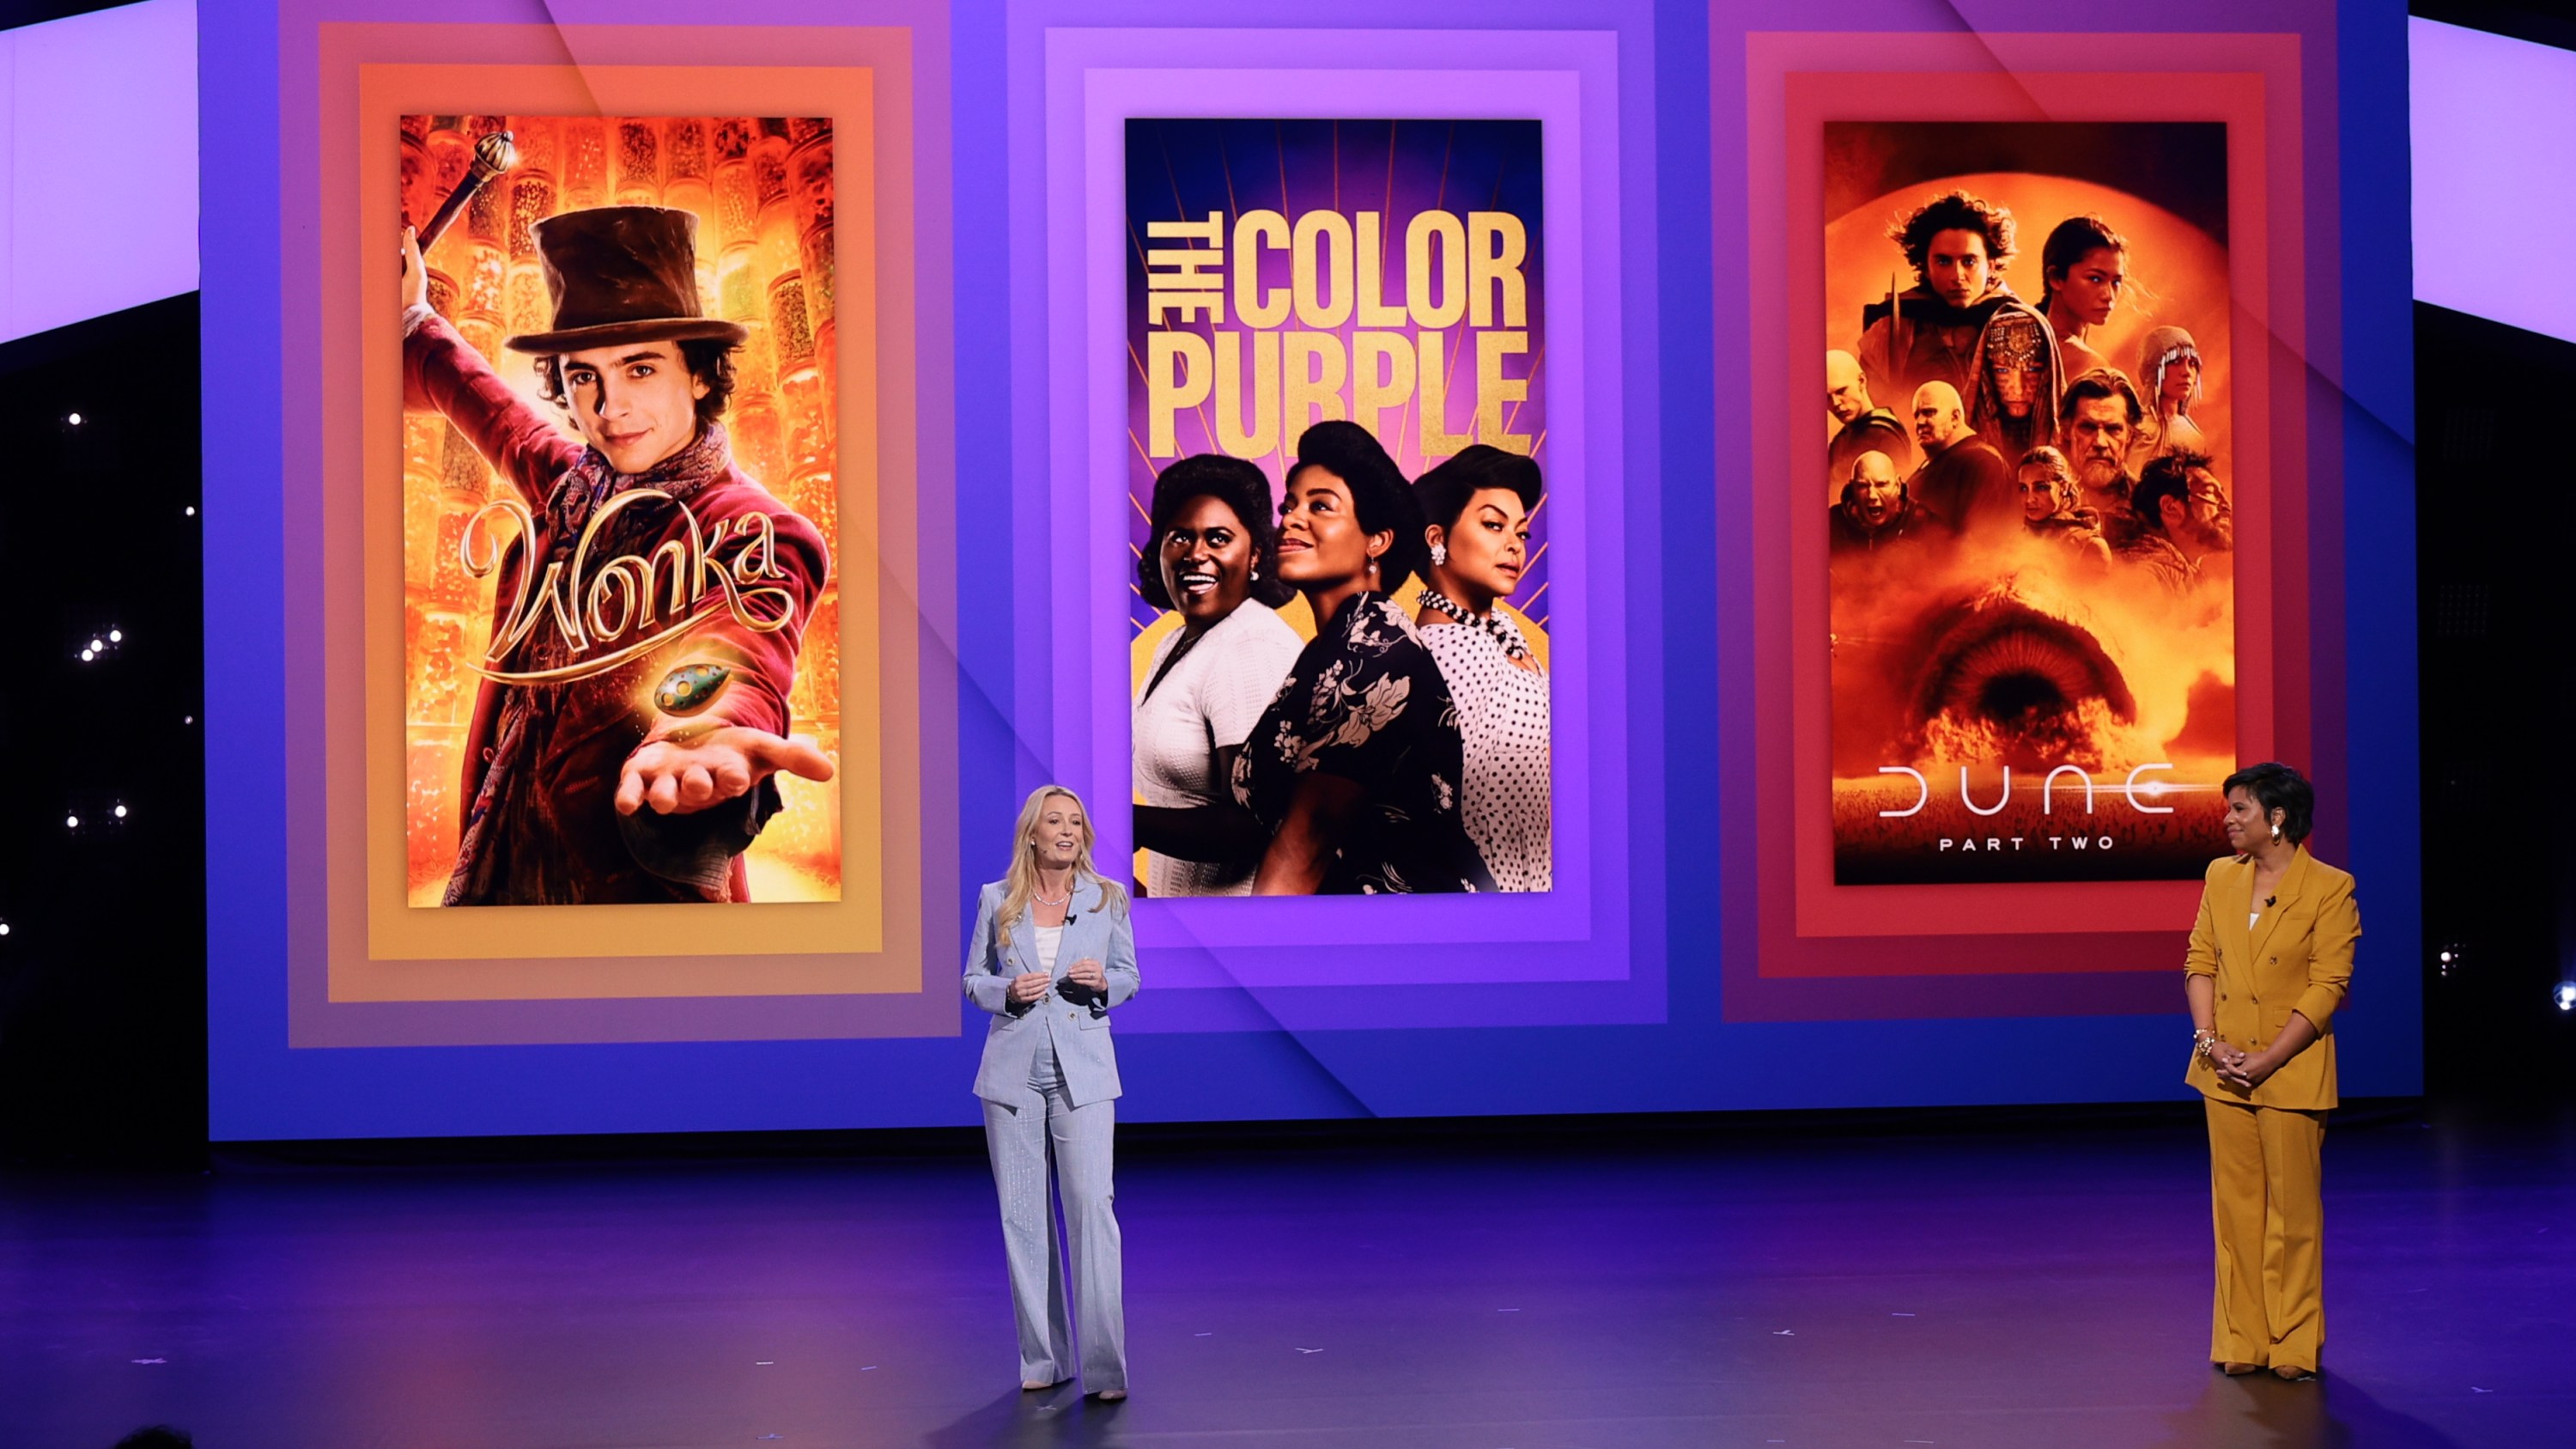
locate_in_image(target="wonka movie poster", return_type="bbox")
[398,114,842,907]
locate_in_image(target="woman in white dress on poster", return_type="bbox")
[1412,445,1552,892]
[1130,454,1305,897]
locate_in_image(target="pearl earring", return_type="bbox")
[1367,559,1379,575]
[2269,824,2281,843]
[1429,543,1448,566]
[1249,567,1259,581]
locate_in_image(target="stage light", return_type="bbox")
[184,506,196,516]
[0,922,11,936]
[67,412,82,425]
[65,814,79,829]
[2436,943,2466,977]
[79,648,94,661]
[2555,982,2576,1013]
[88,637,102,652]
[184,715,193,724]
[109,629,123,642]
[113,805,128,819]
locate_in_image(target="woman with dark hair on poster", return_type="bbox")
[963,785,1136,1400]
[1132,454,1305,897]
[2183,762,2358,1385]
[1232,422,1493,895]
[2038,213,2129,381]
[1413,445,1551,892]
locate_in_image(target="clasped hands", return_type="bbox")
[2207,1038,2278,1092]
[1009,959,1108,1006]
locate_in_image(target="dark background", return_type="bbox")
[0,295,206,1165]
[1823,121,2230,246]
[2413,301,2576,1099]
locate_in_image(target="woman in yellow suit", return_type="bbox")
[2184,761,2359,1384]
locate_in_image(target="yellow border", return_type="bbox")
[330,62,914,997]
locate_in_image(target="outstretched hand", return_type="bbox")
[616,725,835,816]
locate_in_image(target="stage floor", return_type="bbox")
[3,1106,2569,1448]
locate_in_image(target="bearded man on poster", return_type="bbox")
[401,207,834,905]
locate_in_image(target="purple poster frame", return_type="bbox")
[1008,21,1663,1029]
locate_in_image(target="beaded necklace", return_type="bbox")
[1415,588,1530,661]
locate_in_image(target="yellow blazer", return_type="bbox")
[2183,847,2360,1111]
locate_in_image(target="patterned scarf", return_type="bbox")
[547,423,732,552]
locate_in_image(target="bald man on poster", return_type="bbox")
[1907,380,2014,541]
[1826,349,1913,490]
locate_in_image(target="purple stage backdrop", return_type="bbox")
[200,0,2416,1140]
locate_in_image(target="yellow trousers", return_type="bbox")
[2203,1097,2326,1369]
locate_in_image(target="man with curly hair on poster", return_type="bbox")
[400,207,835,905]
[1856,189,2021,413]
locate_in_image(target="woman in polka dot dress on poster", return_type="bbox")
[1411,446,1552,892]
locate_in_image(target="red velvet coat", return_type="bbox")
[404,309,829,904]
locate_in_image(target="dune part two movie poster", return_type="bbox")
[1820,121,2236,885]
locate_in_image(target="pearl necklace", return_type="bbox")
[1415,588,1530,661]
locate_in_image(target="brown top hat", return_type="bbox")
[503,206,749,354]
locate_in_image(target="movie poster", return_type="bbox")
[398,115,841,907]
[1821,122,2234,884]
[1124,119,1553,898]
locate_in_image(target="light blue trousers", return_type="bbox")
[981,1040,1126,1392]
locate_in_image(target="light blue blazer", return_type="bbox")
[963,877,1139,1107]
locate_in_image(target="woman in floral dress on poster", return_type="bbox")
[1231,422,1494,896]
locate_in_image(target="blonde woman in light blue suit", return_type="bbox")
[965,785,1139,1400]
